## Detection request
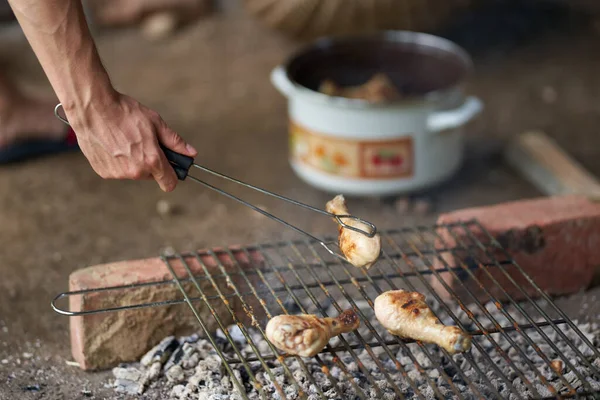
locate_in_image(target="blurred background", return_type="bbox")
[0,0,599,397]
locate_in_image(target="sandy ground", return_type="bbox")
[1,2,600,399]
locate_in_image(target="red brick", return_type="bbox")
[69,247,265,371]
[430,195,600,303]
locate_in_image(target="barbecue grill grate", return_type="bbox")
[53,220,600,399]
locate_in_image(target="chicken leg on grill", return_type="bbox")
[374,290,472,354]
[326,194,381,269]
[265,309,360,357]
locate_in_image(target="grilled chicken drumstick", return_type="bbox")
[265,310,360,357]
[374,290,472,354]
[326,194,381,269]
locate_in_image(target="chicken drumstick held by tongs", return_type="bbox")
[326,194,381,269]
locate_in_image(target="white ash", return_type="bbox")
[112,301,600,399]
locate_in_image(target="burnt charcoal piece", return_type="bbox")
[239,367,252,392]
[283,298,302,314]
[213,336,232,352]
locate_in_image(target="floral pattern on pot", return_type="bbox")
[290,121,413,179]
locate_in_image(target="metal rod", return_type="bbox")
[422,226,577,395]
[51,220,600,399]
[190,164,377,238]
[218,247,330,399]
[273,242,386,399]
[52,259,509,316]
[470,220,600,362]
[410,226,569,395]
[53,102,376,240]
[353,244,476,399]
[292,241,415,400]
[232,245,350,400]
[319,244,460,400]
[448,222,597,392]
[160,256,252,399]
[192,251,305,400]
[255,243,368,400]
[173,254,281,399]
[401,229,556,397]
[380,235,501,400]
[186,175,350,263]
[230,318,568,363]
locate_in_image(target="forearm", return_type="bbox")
[7,0,116,115]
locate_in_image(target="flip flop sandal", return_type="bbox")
[0,127,79,165]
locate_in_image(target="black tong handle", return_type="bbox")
[160,144,194,181]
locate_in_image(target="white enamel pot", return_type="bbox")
[271,31,483,196]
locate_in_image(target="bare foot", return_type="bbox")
[0,95,66,149]
[89,0,212,28]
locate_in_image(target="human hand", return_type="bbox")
[64,91,197,192]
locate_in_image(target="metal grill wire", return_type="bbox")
[49,221,600,399]
[155,220,600,400]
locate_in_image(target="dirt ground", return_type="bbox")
[1,2,600,399]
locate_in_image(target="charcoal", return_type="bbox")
[138,362,161,390]
[166,365,185,383]
[111,300,600,400]
[113,379,141,395]
[228,325,247,344]
[164,344,185,371]
[140,336,179,367]
[586,377,600,391]
[171,384,186,398]
[535,384,553,398]
[112,366,142,382]
[282,298,302,314]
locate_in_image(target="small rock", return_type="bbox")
[393,197,411,214]
[140,336,179,366]
[1,327,7,333]
[1,359,8,364]
[228,325,246,344]
[413,198,432,215]
[166,365,185,383]
[141,12,178,40]
[183,352,200,369]
[157,199,173,216]
[171,384,186,398]
[81,389,92,397]
[161,246,177,257]
[22,352,33,359]
[139,362,162,389]
[541,86,558,104]
[23,384,41,391]
[112,367,142,382]
[113,379,141,395]
[429,369,440,378]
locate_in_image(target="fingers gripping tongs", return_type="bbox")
[54,103,377,262]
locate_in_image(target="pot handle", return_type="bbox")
[427,96,483,133]
[270,65,294,97]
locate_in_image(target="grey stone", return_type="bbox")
[112,366,142,382]
[113,379,141,395]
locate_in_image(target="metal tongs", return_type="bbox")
[54,103,377,262]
